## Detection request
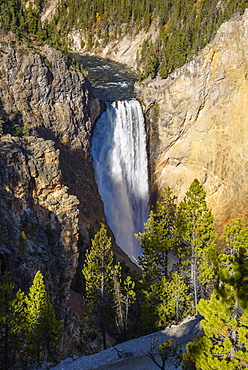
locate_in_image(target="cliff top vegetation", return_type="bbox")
[0,0,247,79]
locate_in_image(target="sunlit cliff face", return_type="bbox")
[137,10,248,235]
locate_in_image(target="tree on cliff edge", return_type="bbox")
[0,272,21,370]
[183,287,248,369]
[177,179,218,312]
[82,225,114,350]
[0,270,62,369]
[137,187,177,282]
[23,271,62,366]
[183,218,248,369]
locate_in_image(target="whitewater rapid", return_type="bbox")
[91,99,149,261]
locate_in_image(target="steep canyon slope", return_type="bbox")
[0,31,106,353]
[0,135,79,351]
[136,10,248,234]
[0,30,105,234]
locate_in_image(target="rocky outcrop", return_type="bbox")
[0,30,105,236]
[136,10,248,234]
[50,315,202,370]
[0,31,112,354]
[0,135,79,353]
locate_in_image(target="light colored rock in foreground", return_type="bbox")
[137,10,248,234]
[50,316,201,370]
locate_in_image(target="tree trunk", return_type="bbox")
[113,271,125,340]
[191,245,198,315]
[4,323,9,370]
[176,298,179,324]
[101,274,107,350]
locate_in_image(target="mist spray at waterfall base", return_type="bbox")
[92,99,149,262]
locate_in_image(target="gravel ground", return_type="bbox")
[50,316,202,370]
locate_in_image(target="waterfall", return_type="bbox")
[92,99,149,262]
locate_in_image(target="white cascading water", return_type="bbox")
[92,99,149,262]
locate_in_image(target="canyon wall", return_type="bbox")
[136,10,248,234]
[0,135,79,352]
[0,30,105,234]
[0,31,107,353]
[0,29,141,355]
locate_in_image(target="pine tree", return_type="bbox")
[184,290,248,369]
[112,264,125,337]
[23,270,62,366]
[137,187,177,282]
[177,179,217,312]
[218,218,248,308]
[147,338,183,370]
[0,272,24,370]
[0,270,61,369]
[155,273,192,328]
[137,188,177,332]
[122,275,136,334]
[112,264,136,340]
[183,219,248,369]
[139,277,159,334]
[82,225,114,349]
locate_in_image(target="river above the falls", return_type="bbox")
[70,53,137,101]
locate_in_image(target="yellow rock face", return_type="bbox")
[138,10,248,233]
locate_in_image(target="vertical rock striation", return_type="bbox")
[0,135,79,352]
[0,30,105,234]
[0,31,106,353]
[137,10,248,234]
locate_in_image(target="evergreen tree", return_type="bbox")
[137,188,178,333]
[0,272,23,370]
[218,218,248,308]
[82,224,114,349]
[137,187,177,282]
[147,338,183,370]
[155,273,192,328]
[0,270,60,369]
[112,264,125,337]
[184,218,248,369]
[177,179,217,312]
[112,264,136,340]
[184,289,248,370]
[23,270,62,367]
[122,275,136,335]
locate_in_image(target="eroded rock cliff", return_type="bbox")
[0,30,105,235]
[0,135,79,352]
[0,31,110,354]
[136,10,248,234]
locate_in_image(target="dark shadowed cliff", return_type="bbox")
[0,30,105,235]
[0,30,108,354]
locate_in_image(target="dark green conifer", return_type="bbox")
[0,272,21,370]
[177,179,217,312]
[184,218,248,369]
[137,187,177,282]
[23,270,62,366]
[82,224,114,349]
